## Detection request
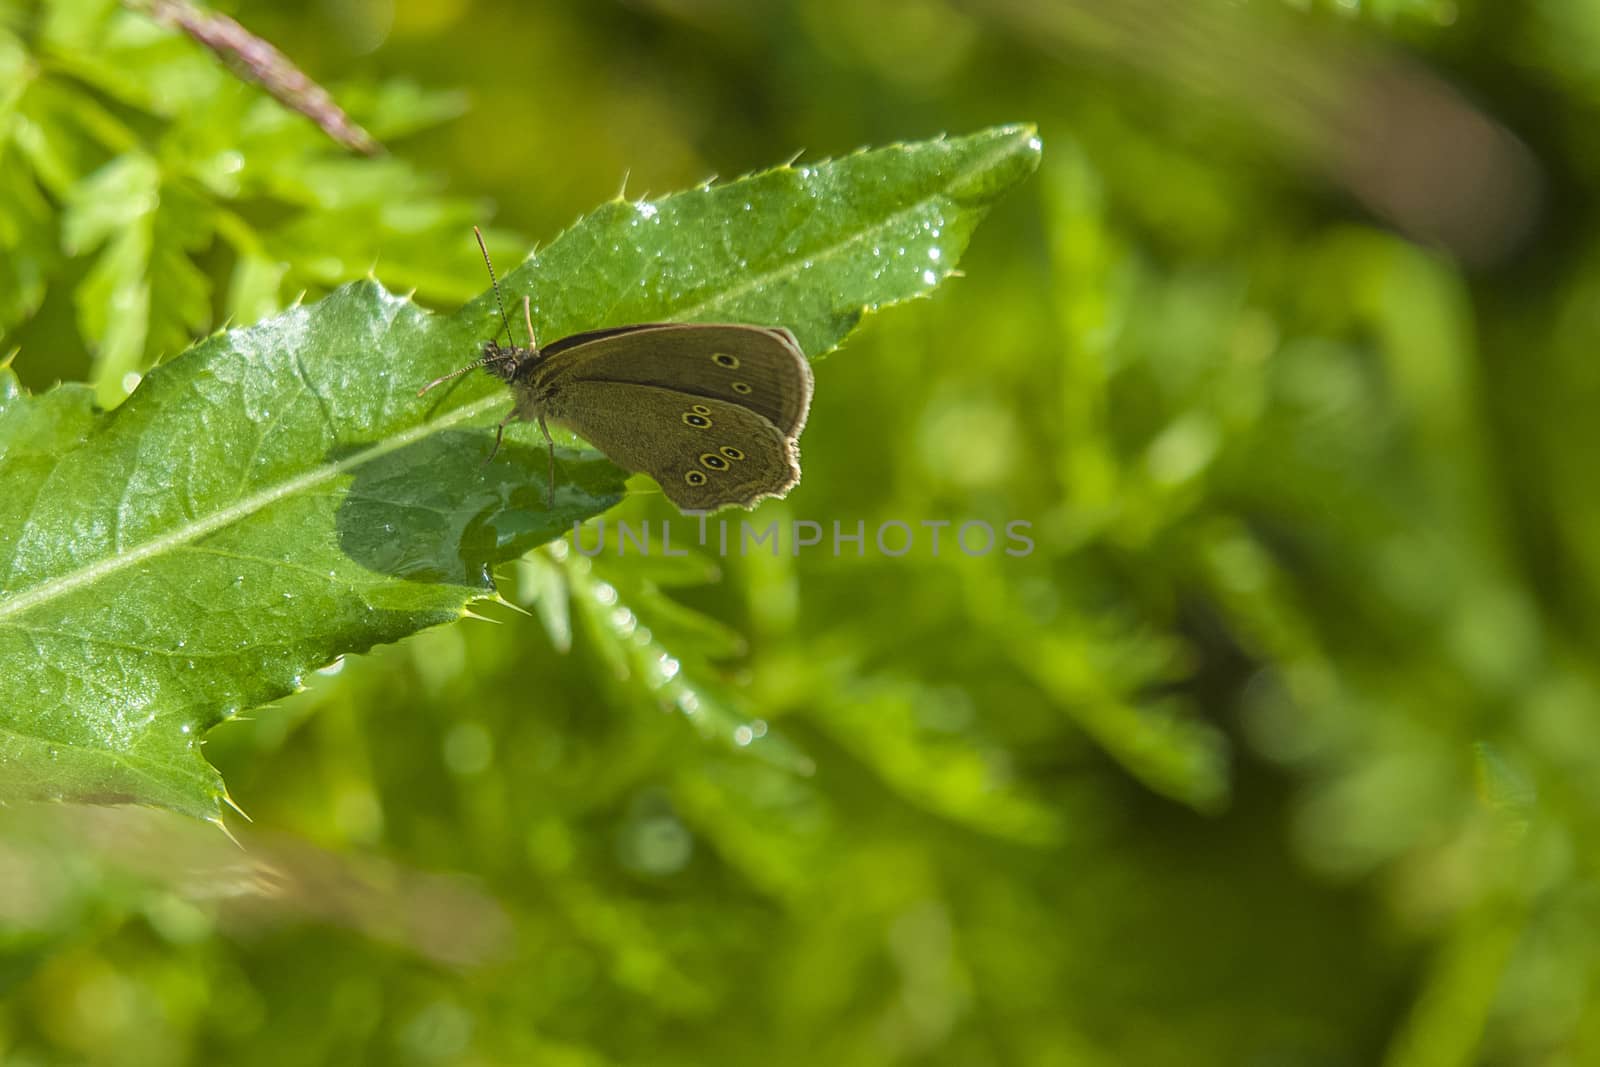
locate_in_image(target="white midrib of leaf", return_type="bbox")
[0,393,504,624]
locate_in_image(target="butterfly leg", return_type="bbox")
[485,409,515,465]
[522,296,538,350]
[539,413,556,508]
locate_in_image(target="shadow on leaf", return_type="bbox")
[335,430,627,586]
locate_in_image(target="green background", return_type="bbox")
[5,0,1600,1063]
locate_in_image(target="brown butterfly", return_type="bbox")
[421,229,812,513]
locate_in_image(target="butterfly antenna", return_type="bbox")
[474,226,516,345]
[417,357,489,397]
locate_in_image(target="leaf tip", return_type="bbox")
[490,592,532,619]
[209,814,246,849]
[224,788,252,817]
[995,123,1044,165]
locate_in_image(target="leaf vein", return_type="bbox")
[664,139,1012,324]
[0,393,501,624]
[0,720,207,799]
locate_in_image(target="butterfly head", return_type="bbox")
[482,338,536,383]
[468,226,547,385]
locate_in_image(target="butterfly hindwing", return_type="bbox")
[542,381,799,511]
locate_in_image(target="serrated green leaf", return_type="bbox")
[224,250,289,327]
[62,153,159,254]
[489,126,1042,352]
[559,546,810,772]
[0,124,1040,819]
[515,549,572,653]
[14,78,133,196]
[811,673,1064,845]
[340,79,469,141]
[45,5,218,117]
[0,162,53,336]
[66,155,216,402]
[75,228,147,394]
[145,182,213,361]
[0,292,628,820]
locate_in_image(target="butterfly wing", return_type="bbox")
[543,381,799,512]
[531,324,812,438]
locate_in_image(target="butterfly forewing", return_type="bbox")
[528,324,812,437]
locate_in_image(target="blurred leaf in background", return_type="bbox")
[8,0,1600,1065]
[0,0,485,405]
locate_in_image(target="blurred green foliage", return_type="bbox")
[6,0,1600,1064]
